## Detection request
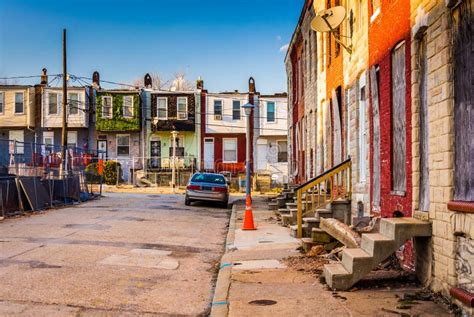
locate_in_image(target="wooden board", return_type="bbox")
[391,41,407,193]
[370,66,381,208]
[419,36,430,212]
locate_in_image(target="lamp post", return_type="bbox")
[242,103,256,230]
[171,130,178,193]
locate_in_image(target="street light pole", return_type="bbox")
[171,130,178,193]
[242,102,256,230]
[61,29,68,175]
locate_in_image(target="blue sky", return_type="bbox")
[0,0,302,93]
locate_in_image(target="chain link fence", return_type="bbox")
[0,138,102,218]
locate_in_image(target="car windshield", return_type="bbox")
[191,174,226,184]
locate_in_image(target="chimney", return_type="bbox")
[249,77,256,93]
[144,73,152,89]
[40,68,48,85]
[92,71,100,89]
[196,76,204,90]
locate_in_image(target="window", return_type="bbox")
[0,92,4,114]
[102,96,112,118]
[15,92,24,114]
[123,96,134,118]
[69,93,79,115]
[232,100,241,120]
[67,131,78,149]
[214,100,222,119]
[157,97,168,119]
[223,138,237,163]
[267,102,276,122]
[48,92,58,114]
[277,141,288,163]
[177,97,188,120]
[191,173,226,184]
[43,132,54,152]
[9,130,24,154]
[117,135,130,157]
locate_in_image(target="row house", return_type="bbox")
[254,93,289,184]
[142,74,200,173]
[286,0,473,313]
[0,84,37,166]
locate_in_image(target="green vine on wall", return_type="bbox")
[96,92,140,131]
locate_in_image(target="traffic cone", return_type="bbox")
[242,194,256,230]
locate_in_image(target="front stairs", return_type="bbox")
[323,217,432,290]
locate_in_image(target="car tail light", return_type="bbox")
[212,187,227,193]
[187,185,200,190]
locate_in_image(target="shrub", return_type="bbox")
[85,163,101,184]
[103,161,122,185]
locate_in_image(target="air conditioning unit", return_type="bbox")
[178,113,187,120]
[214,114,222,120]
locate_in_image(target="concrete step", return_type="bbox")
[312,227,333,244]
[303,217,320,231]
[282,214,296,226]
[277,208,291,215]
[268,202,279,211]
[316,208,333,218]
[290,224,309,238]
[331,199,351,224]
[324,217,432,291]
[286,202,298,209]
[301,237,319,252]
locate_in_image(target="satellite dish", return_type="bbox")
[311,6,346,33]
[311,6,352,54]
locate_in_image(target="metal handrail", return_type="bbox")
[296,158,352,238]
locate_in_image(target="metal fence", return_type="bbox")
[0,138,101,218]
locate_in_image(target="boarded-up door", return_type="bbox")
[391,41,407,193]
[332,90,342,165]
[370,66,381,208]
[453,0,474,201]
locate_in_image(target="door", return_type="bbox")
[204,138,214,170]
[97,140,107,160]
[150,140,161,169]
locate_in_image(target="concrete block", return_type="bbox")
[312,228,333,244]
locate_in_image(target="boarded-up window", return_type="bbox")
[453,1,474,201]
[371,66,381,207]
[418,35,430,211]
[391,41,407,193]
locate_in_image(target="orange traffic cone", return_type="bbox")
[242,194,256,230]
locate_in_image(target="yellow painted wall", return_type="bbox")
[0,87,35,127]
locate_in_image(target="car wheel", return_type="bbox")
[221,200,228,209]
[185,196,191,206]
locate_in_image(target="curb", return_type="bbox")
[210,200,241,317]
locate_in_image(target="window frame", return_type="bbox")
[0,92,4,114]
[213,99,223,119]
[102,96,113,119]
[9,130,24,154]
[232,100,241,120]
[122,95,134,119]
[67,131,78,149]
[14,92,24,114]
[222,138,238,163]
[177,96,188,120]
[277,140,288,163]
[266,101,276,123]
[156,97,168,120]
[68,92,79,115]
[116,134,131,157]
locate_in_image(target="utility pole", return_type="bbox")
[171,130,178,193]
[61,28,68,175]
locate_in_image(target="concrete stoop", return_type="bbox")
[323,217,432,290]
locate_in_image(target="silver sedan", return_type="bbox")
[185,173,229,208]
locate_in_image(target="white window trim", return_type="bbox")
[14,92,25,115]
[43,131,55,151]
[102,96,113,119]
[222,138,238,163]
[232,100,241,121]
[122,95,134,119]
[276,140,288,163]
[68,92,80,116]
[9,130,24,154]
[116,134,131,157]
[157,97,168,120]
[48,92,60,115]
[214,99,223,116]
[0,92,4,115]
[266,101,277,123]
[370,7,380,23]
[177,97,188,120]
